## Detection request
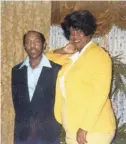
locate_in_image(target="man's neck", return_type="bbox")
[29,56,42,69]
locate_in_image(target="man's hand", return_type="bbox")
[76,128,87,144]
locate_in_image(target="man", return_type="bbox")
[11,30,61,144]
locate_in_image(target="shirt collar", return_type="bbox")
[69,52,80,61]
[69,40,93,61]
[19,54,52,69]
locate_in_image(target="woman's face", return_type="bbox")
[69,27,90,51]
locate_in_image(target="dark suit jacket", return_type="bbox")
[11,60,61,142]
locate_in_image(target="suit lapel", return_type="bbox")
[18,66,30,102]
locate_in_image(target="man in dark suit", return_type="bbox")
[11,30,61,144]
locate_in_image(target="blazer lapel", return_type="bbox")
[69,41,97,72]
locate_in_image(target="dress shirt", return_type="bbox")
[19,54,52,101]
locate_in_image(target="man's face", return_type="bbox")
[24,32,44,59]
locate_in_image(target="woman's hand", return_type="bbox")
[76,128,87,144]
[54,43,77,54]
[63,43,77,54]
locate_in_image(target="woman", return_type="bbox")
[46,10,116,144]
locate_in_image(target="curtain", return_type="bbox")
[51,1,126,36]
[1,1,51,144]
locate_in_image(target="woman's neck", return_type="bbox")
[77,38,91,52]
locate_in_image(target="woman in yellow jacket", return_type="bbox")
[46,10,116,144]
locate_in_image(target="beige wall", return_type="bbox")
[1,1,51,143]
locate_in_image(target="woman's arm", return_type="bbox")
[45,50,70,65]
[79,52,112,132]
[45,43,76,65]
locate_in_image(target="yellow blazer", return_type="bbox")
[45,41,116,133]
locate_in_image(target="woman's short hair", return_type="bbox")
[61,10,97,40]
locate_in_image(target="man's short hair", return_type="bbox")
[23,30,46,46]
